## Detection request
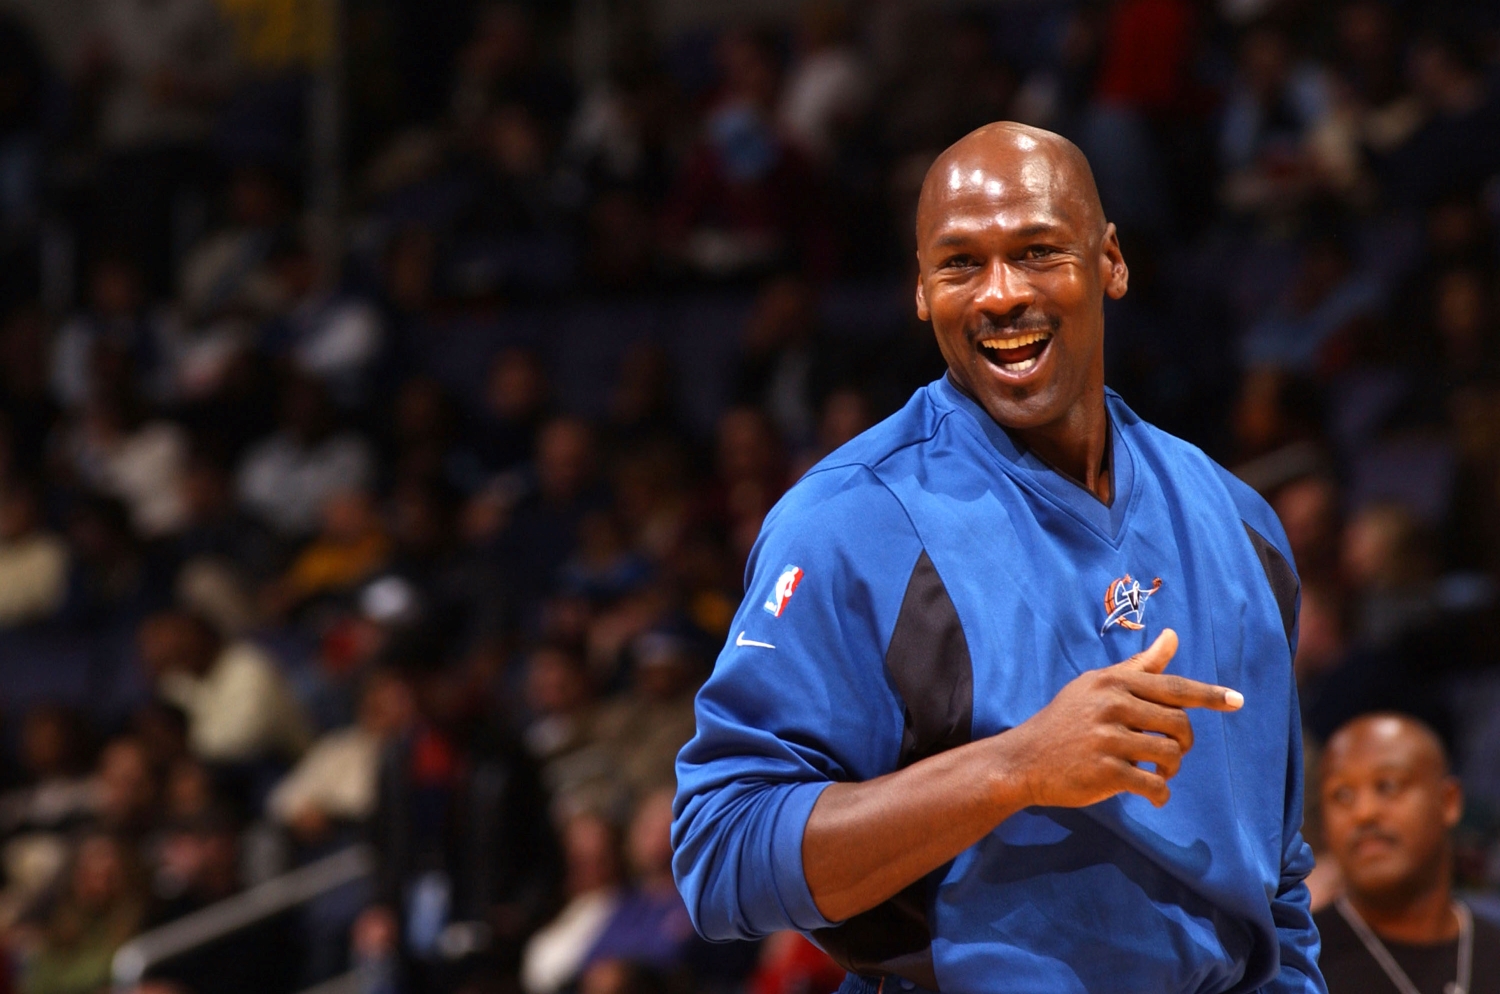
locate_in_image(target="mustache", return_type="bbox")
[969,312,1060,341]
[1345,826,1401,851]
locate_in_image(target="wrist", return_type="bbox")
[981,728,1038,817]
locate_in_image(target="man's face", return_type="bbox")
[1321,718,1461,904]
[916,140,1127,432]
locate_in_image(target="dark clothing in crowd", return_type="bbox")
[369,724,562,986]
[1314,904,1500,994]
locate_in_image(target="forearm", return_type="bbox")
[803,734,1031,922]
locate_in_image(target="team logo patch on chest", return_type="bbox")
[1102,574,1163,634]
[763,565,804,617]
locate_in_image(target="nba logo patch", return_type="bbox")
[763,565,804,617]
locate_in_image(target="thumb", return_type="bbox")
[1117,628,1179,674]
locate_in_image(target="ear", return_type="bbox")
[915,266,930,322]
[1442,776,1464,830]
[1101,223,1129,301]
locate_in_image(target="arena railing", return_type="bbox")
[110,844,373,992]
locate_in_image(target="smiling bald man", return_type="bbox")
[673,123,1324,994]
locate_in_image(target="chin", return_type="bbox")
[974,388,1069,433]
[1346,866,1416,904]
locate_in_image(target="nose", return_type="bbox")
[1349,786,1384,825]
[972,257,1036,323]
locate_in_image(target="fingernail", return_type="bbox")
[1224,690,1244,709]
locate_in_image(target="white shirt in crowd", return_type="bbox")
[236,430,373,536]
[159,639,312,763]
[0,532,68,627]
[266,726,382,825]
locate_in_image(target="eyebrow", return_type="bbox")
[932,221,1067,248]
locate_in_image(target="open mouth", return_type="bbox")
[979,331,1053,375]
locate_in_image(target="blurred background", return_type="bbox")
[0,0,1496,991]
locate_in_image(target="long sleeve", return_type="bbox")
[1264,606,1326,994]
[672,465,922,941]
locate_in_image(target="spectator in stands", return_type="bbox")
[176,166,292,323]
[661,28,830,281]
[261,488,391,619]
[81,0,234,293]
[172,451,278,586]
[378,479,482,645]
[57,497,164,629]
[776,1,871,167]
[520,811,623,994]
[609,441,690,564]
[0,707,94,931]
[1218,23,1335,217]
[0,706,94,839]
[520,643,600,806]
[1272,475,1342,588]
[56,374,190,539]
[1341,502,1436,649]
[708,406,788,566]
[1382,29,1500,209]
[0,480,68,627]
[577,789,701,979]
[465,347,552,485]
[362,667,561,992]
[137,609,311,769]
[557,510,652,609]
[159,756,213,824]
[263,234,385,408]
[385,378,458,490]
[1240,227,1383,375]
[1294,582,1349,694]
[495,416,605,619]
[586,629,701,804]
[734,276,837,450]
[92,737,158,843]
[148,808,241,922]
[791,385,873,477]
[20,831,147,994]
[127,704,190,783]
[144,810,299,994]
[448,2,574,135]
[1077,0,1198,237]
[267,667,414,847]
[1315,713,1500,992]
[50,256,174,413]
[235,373,374,537]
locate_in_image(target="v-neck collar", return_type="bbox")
[932,375,1138,544]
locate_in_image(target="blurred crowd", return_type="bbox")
[0,0,1496,992]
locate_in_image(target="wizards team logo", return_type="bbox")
[1101,574,1163,634]
[763,565,804,617]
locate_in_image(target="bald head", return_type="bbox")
[1321,712,1450,783]
[916,122,1106,248]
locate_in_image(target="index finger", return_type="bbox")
[1123,671,1244,712]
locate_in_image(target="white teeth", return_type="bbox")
[980,331,1052,349]
[1000,357,1038,373]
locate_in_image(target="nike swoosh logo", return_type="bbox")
[735,631,775,649]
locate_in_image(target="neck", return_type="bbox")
[1012,392,1111,504]
[1349,872,1458,945]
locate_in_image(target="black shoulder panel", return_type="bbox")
[887,549,975,766]
[812,549,973,991]
[1244,523,1299,647]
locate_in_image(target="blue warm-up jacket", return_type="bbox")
[672,376,1325,994]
